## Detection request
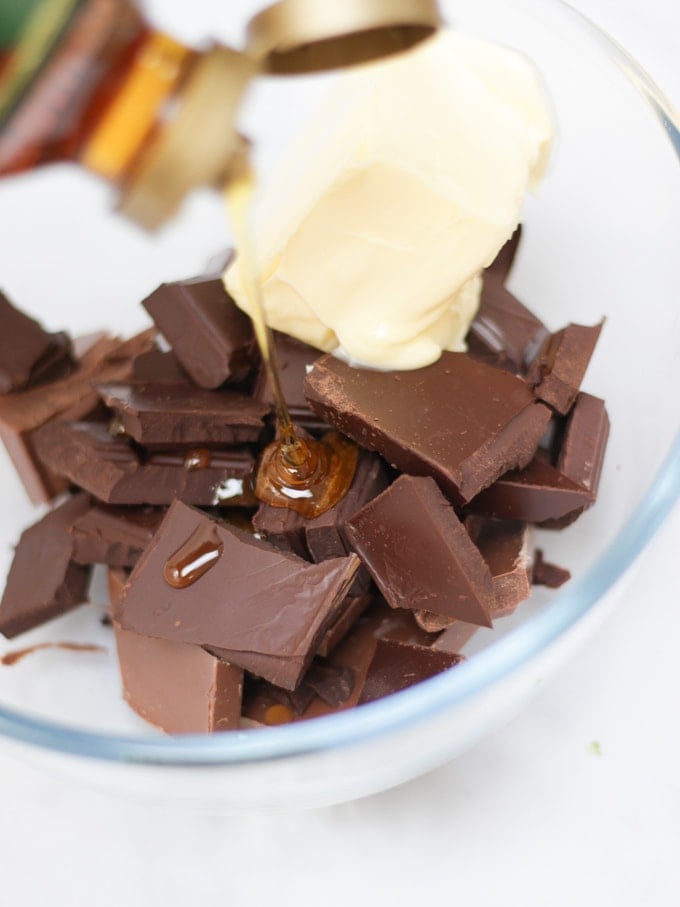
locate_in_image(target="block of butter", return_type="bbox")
[225,30,554,370]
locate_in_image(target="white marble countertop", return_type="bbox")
[0,1,678,904]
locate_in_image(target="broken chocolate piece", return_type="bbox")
[485,225,523,286]
[466,516,533,619]
[304,352,551,504]
[555,392,609,495]
[532,549,571,588]
[32,421,255,507]
[96,382,268,447]
[0,494,91,638]
[316,593,373,657]
[252,505,309,559]
[467,282,549,374]
[0,330,155,504]
[107,567,130,608]
[113,622,243,733]
[253,331,328,431]
[358,639,463,705]
[527,321,604,414]
[142,277,255,388]
[131,348,190,384]
[346,475,495,627]
[467,457,594,523]
[71,505,165,567]
[115,501,359,690]
[0,290,56,393]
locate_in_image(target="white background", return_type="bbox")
[1,1,679,904]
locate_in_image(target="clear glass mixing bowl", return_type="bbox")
[0,0,678,810]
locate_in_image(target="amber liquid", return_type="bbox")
[225,159,358,519]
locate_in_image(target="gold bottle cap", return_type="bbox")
[119,46,256,231]
[247,0,442,75]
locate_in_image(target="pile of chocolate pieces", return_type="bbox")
[0,230,609,733]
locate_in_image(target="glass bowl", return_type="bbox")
[0,0,678,811]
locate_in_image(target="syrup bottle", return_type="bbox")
[0,0,255,230]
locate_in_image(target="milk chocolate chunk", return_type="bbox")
[32,421,254,507]
[253,332,328,431]
[142,277,255,389]
[527,321,604,415]
[72,505,165,567]
[96,382,268,447]
[467,457,594,524]
[346,475,495,627]
[113,622,243,733]
[0,494,91,638]
[305,352,551,505]
[316,593,373,657]
[532,549,570,588]
[539,393,610,529]
[358,640,463,705]
[0,290,56,393]
[131,348,190,384]
[252,505,309,559]
[0,330,155,504]
[466,516,533,618]
[116,501,359,690]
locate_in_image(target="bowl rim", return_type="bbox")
[0,0,679,766]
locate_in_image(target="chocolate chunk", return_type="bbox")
[142,277,255,388]
[532,549,571,589]
[72,505,165,567]
[115,501,359,690]
[305,450,389,562]
[346,475,495,627]
[304,352,551,505]
[316,593,373,657]
[96,382,268,447]
[253,331,328,431]
[485,226,523,286]
[527,321,604,414]
[252,505,309,559]
[0,494,91,638]
[131,348,190,384]
[32,421,255,507]
[539,392,610,529]
[0,290,56,393]
[358,639,463,705]
[113,622,243,733]
[467,457,594,523]
[466,516,533,619]
[0,330,155,504]
[468,282,549,374]
[25,331,75,387]
[107,567,130,608]
[304,662,355,707]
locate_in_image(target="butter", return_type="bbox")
[225,30,553,370]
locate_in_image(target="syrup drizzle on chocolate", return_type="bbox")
[1,642,106,666]
[183,448,211,471]
[225,157,358,518]
[163,522,223,589]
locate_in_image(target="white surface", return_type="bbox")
[0,0,679,903]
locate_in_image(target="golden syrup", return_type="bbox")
[225,158,358,518]
[163,521,223,589]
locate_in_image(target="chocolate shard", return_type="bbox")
[346,475,495,627]
[304,351,551,505]
[526,321,604,414]
[115,501,360,690]
[252,505,309,559]
[25,331,75,388]
[532,549,571,589]
[113,622,243,733]
[358,639,463,705]
[467,457,594,524]
[253,331,328,431]
[304,662,355,707]
[95,382,268,447]
[131,348,191,385]
[32,421,255,507]
[539,392,610,529]
[0,330,155,504]
[71,505,165,567]
[0,290,56,393]
[142,277,256,389]
[466,516,533,619]
[0,494,92,638]
[485,225,523,286]
[316,593,373,657]
[467,282,549,374]
[242,599,436,724]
